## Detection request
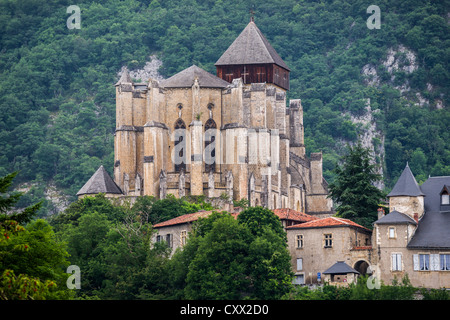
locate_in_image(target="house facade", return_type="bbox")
[371,164,450,289]
[286,216,372,285]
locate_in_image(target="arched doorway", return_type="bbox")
[354,260,370,275]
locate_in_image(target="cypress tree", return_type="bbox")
[328,143,386,229]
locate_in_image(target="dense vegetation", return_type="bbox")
[329,143,386,229]
[2,171,448,300]
[0,0,448,216]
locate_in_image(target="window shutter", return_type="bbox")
[430,254,439,271]
[397,254,402,271]
[297,258,303,271]
[391,254,395,271]
[413,254,419,271]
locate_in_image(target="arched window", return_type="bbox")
[174,118,186,173]
[204,118,217,173]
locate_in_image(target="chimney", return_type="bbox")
[413,213,419,224]
[377,207,385,219]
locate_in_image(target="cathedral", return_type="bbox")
[77,19,333,216]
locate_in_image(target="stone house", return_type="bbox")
[153,207,318,256]
[77,18,334,217]
[371,164,450,289]
[286,216,372,285]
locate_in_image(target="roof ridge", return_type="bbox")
[215,21,290,70]
[331,216,350,224]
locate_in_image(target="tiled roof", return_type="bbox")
[273,208,318,223]
[375,210,417,225]
[215,21,290,71]
[286,216,371,232]
[159,65,230,89]
[76,165,122,196]
[323,261,359,275]
[387,163,424,197]
[154,208,317,229]
[153,210,214,228]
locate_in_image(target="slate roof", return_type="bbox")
[215,21,290,71]
[286,216,371,232]
[323,261,359,275]
[375,210,417,225]
[387,163,424,197]
[76,165,122,196]
[407,176,450,249]
[159,65,230,89]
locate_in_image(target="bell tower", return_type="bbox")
[215,18,290,90]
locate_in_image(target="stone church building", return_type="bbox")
[77,19,333,215]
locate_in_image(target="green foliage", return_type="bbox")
[131,194,214,225]
[50,193,216,299]
[328,143,386,229]
[0,269,57,300]
[0,172,72,299]
[179,208,293,300]
[0,172,42,224]
[285,275,419,300]
[0,0,448,216]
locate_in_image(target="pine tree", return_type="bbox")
[0,172,41,225]
[328,143,386,229]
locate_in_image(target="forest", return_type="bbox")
[0,0,449,216]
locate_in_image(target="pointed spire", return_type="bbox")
[115,67,132,86]
[214,19,290,71]
[76,165,122,196]
[387,163,424,197]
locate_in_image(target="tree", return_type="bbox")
[179,208,293,300]
[184,214,252,299]
[0,172,71,300]
[0,172,41,226]
[328,143,386,229]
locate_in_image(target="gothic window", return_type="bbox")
[204,118,217,173]
[174,118,186,173]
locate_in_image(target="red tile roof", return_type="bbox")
[153,208,317,228]
[153,211,213,228]
[286,216,371,232]
[273,208,318,223]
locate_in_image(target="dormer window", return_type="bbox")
[441,186,450,206]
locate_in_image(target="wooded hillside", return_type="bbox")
[0,0,448,216]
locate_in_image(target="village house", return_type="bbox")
[153,208,318,255]
[372,164,450,289]
[285,216,372,285]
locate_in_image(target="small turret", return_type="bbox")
[387,163,425,220]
